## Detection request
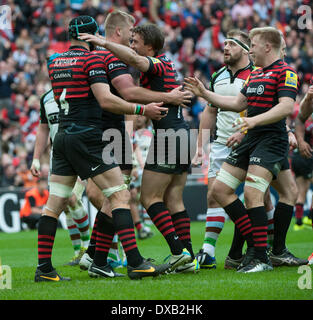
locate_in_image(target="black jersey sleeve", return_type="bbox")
[84,54,108,85]
[277,67,299,100]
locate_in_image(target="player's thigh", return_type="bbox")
[164,172,188,214]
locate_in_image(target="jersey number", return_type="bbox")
[60,88,69,115]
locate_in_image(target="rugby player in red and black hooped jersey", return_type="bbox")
[80,23,198,273]
[35,15,171,283]
[185,27,307,272]
[83,11,192,267]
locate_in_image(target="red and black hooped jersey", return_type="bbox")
[93,48,131,125]
[241,59,299,135]
[140,54,188,130]
[48,46,108,129]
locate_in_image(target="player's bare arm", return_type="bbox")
[91,82,168,121]
[184,76,247,112]
[79,33,150,72]
[112,74,192,106]
[30,123,50,177]
[234,96,294,132]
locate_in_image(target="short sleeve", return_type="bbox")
[105,55,129,80]
[84,54,108,85]
[277,68,299,100]
[39,95,48,124]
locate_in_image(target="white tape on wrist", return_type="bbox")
[32,159,40,170]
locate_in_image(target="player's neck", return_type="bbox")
[70,39,90,50]
[261,52,280,69]
[228,56,250,74]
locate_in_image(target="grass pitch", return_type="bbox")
[0,221,312,300]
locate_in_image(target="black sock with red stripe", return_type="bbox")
[93,212,115,267]
[147,202,184,255]
[171,210,194,259]
[37,215,57,273]
[247,206,268,262]
[223,198,254,248]
[86,211,100,258]
[112,208,143,268]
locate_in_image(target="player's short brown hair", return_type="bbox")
[104,10,135,36]
[227,29,250,47]
[249,27,282,51]
[132,23,164,55]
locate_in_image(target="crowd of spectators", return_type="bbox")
[0,0,312,190]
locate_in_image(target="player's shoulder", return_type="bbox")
[212,65,227,79]
[150,54,171,65]
[279,60,297,73]
[40,89,54,105]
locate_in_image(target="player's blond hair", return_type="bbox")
[104,10,135,36]
[249,27,282,52]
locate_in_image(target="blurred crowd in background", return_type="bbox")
[0,0,312,191]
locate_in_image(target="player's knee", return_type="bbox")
[67,194,77,208]
[108,188,130,208]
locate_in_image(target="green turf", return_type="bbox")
[0,221,312,300]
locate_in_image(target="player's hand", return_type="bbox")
[168,85,193,107]
[232,117,256,132]
[78,33,106,47]
[226,131,245,149]
[144,102,168,121]
[184,77,207,98]
[288,131,298,151]
[191,148,204,167]
[30,159,41,177]
[298,140,313,158]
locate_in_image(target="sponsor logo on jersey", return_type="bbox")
[285,70,297,88]
[150,57,161,64]
[54,58,78,67]
[53,70,72,79]
[89,69,106,76]
[108,62,127,70]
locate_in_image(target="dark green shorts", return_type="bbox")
[225,132,289,178]
[52,125,118,180]
[144,128,191,175]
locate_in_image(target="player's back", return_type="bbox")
[140,54,188,131]
[47,46,108,130]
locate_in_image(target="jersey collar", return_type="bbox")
[69,45,89,51]
[263,59,282,71]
